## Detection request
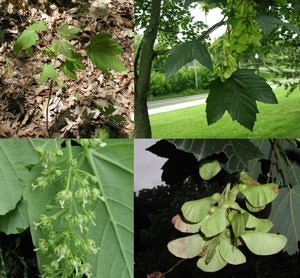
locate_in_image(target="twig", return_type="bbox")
[46,80,53,137]
[161,258,186,277]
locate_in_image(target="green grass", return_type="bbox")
[150,88,300,138]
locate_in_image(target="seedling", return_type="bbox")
[14,21,126,136]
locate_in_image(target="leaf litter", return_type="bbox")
[0,0,133,138]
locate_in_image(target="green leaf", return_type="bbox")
[165,40,213,78]
[181,196,212,223]
[0,198,29,234]
[14,30,39,55]
[26,21,47,32]
[256,15,300,36]
[110,114,126,123]
[206,69,278,131]
[58,23,80,40]
[219,237,246,265]
[240,183,278,208]
[167,234,205,259]
[201,207,227,237]
[52,39,74,58]
[197,245,227,272]
[13,22,46,55]
[241,231,287,255]
[61,53,85,79]
[87,33,126,73]
[269,161,300,255]
[199,160,221,180]
[39,64,57,84]
[169,139,263,173]
[0,140,38,215]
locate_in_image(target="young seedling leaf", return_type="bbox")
[14,30,39,55]
[87,33,126,73]
[241,231,287,255]
[199,160,222,180]
[52,39,74,58]
[206,69,278,131]
[14,22,46,55]
[61,54,85,79]
[110,114,126,123]
[58,23,80,40]
[39,64,57,84]
[165,40,213,78]
[167,234,205,259]
[26,21,47,32]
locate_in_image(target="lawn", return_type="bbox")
[150,88,300,138]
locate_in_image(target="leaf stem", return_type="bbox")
[267,139,277,183]
[46,79,53,137]
[66,140,73,191]
[161,258,186,277]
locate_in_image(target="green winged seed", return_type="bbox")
[200,207,227,237]
[167,234,205,259]
[219,237,246,265]
[199,160,222,180]
[241,231,287,255]
[242,183,278,208]
[182,197,212,223]
[197,245,227,272]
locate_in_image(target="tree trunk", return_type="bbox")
[134,0,162,138]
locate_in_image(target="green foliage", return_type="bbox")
[149,67,214,97]
[14,22,126,82]
[256,15,300,36]
[13,21,46,55]
[39,64,57,84]
[165,41,213,78]
[0,139,133,277]
[206,69,277,130]
[96,102,126,123]
[87,33,127,73]
[58,23,80,40]
[199,160,222,180]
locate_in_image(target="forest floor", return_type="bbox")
[0,0,133,138]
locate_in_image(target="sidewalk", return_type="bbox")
[148,93,208,115]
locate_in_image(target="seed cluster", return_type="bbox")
[31,142,105,278]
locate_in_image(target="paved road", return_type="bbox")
[148,93,208,115]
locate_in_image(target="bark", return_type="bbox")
[134,0,162,138]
